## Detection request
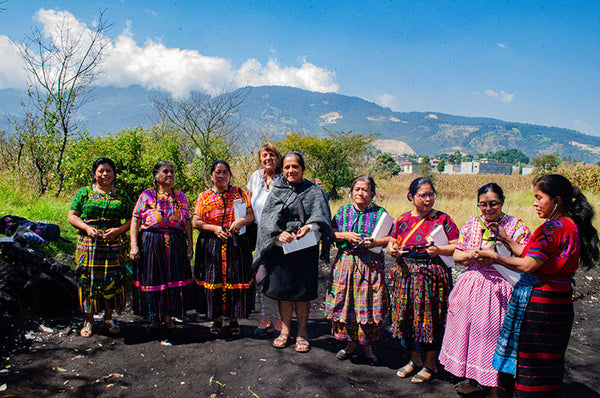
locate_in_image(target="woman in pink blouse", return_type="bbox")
[130,161,194,340]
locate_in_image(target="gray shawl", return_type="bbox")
[253,176,333,268]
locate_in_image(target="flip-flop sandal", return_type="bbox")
[80,320,93,338]
[104,319,120,334]
[272,332,290,349]
[210,321,222,336]
[396,361,418,378]
[411,367,437,383]
[230,320,241,336]
[295,336,311,353]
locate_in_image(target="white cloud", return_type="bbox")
[485,89,515,103]
[0,8,339,97]
[375,93,398,109]
[497,43,506,48]
[573,119,595,135]
[235,57,339,93]
[0,36,27,89]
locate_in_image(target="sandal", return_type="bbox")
[336,349,358,360]
[104,319,120,334]
[411,367,437,383]
[272,332,290,349]
[230,320,241,336]
[295,335,311,353]
[396,361,418,378]
[80,320,93,338]
[210,320,222,336]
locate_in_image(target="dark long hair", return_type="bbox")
[407,177,436,201]
[91,158,116,184]
[477,182,505,203]
[533,174,599,269]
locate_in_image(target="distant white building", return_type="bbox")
[444,159,512,175]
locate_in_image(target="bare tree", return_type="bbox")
[18,10,110,196]
[154,89,247,189]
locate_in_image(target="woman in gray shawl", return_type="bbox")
[253,152,333,353]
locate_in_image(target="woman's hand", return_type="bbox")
[129,246,140,260]
[229,218,245,234]
[295,225,311,239]
[474,248,498,261]
[425,242,440,257]
[344,232,363,245]
[85,225,101,238]
[103,227,121,241]
[214,226,231,241]
[187,244,194,260]
[278,231,296,243]
[388,241,403,258]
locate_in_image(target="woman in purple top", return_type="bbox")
[130,161,194,338]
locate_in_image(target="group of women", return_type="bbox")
[69,148,598,398]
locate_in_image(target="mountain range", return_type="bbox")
[1,85,600,163]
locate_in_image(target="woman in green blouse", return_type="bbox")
[67,158,133,338]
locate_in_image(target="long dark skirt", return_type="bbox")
[263,245,319,302]
[75,233,128,313]
[132,229,193,323]
[194,233,255,319]
[498,286,574,398]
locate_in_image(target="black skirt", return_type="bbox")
[262,244,319,302]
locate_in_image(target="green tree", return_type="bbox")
[19,10,110,196]
[276,130,375,199]
[437,159,445,173]
[532,153,561,174]
[373,152,401,176]
[488,149,529,165]
[419,156,434,180]
[154,89,245,190]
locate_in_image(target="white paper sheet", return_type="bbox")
[282,230,321,254]
[492,243,522,286]
[368,212,395,254]
[233,199,246,235]
[425,224,454,267]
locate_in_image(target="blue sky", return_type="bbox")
[1,0,599,136]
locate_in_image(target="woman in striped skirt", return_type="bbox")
[388,177,459,383]
[325,175,391,365]
[68,158,133,338]
[476,174,599,397]
[193,160,255,337]
[130,161,194,340]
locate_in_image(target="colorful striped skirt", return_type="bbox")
[390,256,452,351]
[194,233,255,319]
[498,284,574,398]
[75,233,128,313]
[132,229,193,323]
[325,250,389,345]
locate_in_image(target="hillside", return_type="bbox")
[2,85,600,162]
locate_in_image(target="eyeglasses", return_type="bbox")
[416,193,436,200]
[477,201,502,209]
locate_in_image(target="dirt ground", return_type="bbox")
[1,255,600,398]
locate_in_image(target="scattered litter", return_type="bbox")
[213,380,225,387]
[57,367,67,372]
[160,340,172,346]
[39,325,53,333]
[586,276,593,281]
[259,358,266,362]
[97,343,103,347]
[64,381,69,385]
[0,369,9,374]
[72,355,84,360]
[153,384,157,388]
[0,384,7,391]
[141,353,145,357]
[180,381,185,385]
[106,384,114,388]
[248,386,260,398]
